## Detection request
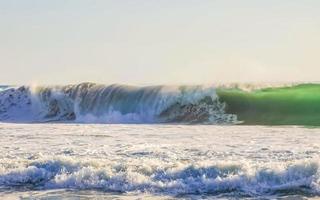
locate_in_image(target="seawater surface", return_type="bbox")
[0,123,320,199]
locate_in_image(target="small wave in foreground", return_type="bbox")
[0,157,319,197]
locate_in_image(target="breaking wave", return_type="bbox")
[0,83,236,124]
[3,82,320,125]
[1,157,320,197]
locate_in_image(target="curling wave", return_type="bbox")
[0,83,237,124]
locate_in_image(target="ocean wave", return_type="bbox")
[3,82,320,125]
[0,157,319,197]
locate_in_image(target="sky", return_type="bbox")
[0,0,320,85]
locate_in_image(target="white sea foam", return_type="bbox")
[0,124,320,198]
[1,156,319,196]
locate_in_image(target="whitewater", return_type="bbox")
[1,124,320,199]
[1,83,320,199]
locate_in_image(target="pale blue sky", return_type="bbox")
[1,0,320,85]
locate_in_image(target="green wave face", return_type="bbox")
[217,84,320,126]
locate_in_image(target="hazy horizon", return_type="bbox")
[1,0,320,85]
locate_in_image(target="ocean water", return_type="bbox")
[1,123,320,199]
[1,83,320,199]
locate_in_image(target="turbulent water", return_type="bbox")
[0,124,320,199]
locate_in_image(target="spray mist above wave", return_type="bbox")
[0,83,237,124]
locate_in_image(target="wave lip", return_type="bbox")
[0,158,319,197]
